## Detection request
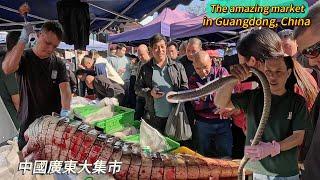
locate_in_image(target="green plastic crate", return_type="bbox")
[94,106,135,134]
[132,120,141,129]
[122,134,180,152]
[73,105,106,119]
[122,134,140,143]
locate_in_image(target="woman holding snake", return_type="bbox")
[214,29,309,180]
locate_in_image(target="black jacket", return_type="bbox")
[301,93,320,179]
[178,55,195,78]
[93,75,125,101]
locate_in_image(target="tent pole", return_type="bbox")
[88,3,135,21]
[94,17,132,23]
[0,17,14,23]
[0,20,52,27]
[90,18,96,25]
[0,5,48,21]
[216,32,229,40]
[217,35,240,43]
[74,50,81,96]
[4,28,41,32]
[138,0,172,22]
[99,0,141,33]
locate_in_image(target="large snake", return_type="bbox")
[166,67,271,180]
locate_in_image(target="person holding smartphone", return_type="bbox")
[135,34,188,134]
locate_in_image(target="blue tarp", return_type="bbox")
[0,0,197,32]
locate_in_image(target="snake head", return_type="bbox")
[166,91,180,103]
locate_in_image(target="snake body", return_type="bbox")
[166,67,272,180]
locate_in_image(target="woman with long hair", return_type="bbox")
[215,46,308,180]
[230,29,317,133]
[292,60,318,110]
[214,28,312,179]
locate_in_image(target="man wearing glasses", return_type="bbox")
[278,29,299,56]
[294,1,320,179]
[278,29,309,66]
[206,49,224,69]
[279,29,320,87]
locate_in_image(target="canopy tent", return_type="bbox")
[58,39,108,51]
[0,0,199,32]
[86,39,109,51]
[170,15,240,40]
[108,8,195,43]
[57,42,74,50]
[170,0,318,42]
[0,97,18,144]
[0,32,7,44]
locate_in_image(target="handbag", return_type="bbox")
[165,102,192,141]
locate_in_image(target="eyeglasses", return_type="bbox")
[301,41,320,59]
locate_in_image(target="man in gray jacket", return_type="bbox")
[135,34,188,134]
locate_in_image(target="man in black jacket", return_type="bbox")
[178,38,202,77]
[76,69,124,103]
[135,34,188,134]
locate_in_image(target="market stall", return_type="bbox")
[0,96,244,179]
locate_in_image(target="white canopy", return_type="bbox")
[58,39,108,51]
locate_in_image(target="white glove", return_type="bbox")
[19,23,34,44]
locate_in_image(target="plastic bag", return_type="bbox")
[76,106,114,125]
[72,97,119,124]
[96,97,119,108]
[112,126,138,139]
[140,120,167,152]
[70,96,91,109]
[165,103,192,141]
